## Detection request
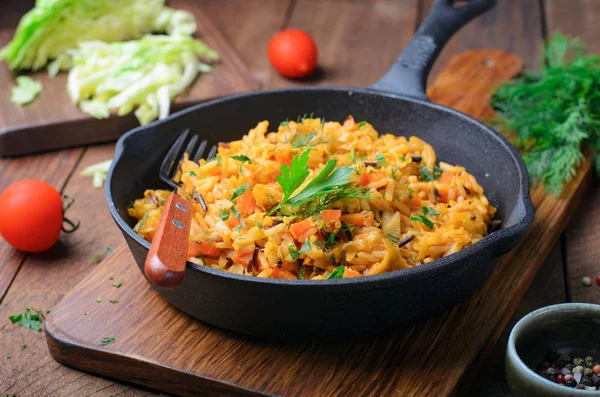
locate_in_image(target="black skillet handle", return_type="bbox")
[370,0,496,100]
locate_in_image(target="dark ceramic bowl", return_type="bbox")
[506,303,600,396]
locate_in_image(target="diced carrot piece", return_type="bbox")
[188,241,220,258]
[226,216,240,228]
[359,171,385,186]
[341,213,366,227]
[231,252,254,266]
[235,191,256,216]
[439,171,455,185]
[343,115,357,130]
[437,185,449,203]
[276,151,292,166]
[320,209,342,223]
[271,267,297,280]
[343,268,362,278]
[289,219,313,239]
[410,197,421,207]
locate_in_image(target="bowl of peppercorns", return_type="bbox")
[506,303,600,396]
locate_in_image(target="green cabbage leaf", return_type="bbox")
[0,0,197,71]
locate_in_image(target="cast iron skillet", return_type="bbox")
[106,0,535,340]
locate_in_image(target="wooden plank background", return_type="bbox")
[0,1,598,396]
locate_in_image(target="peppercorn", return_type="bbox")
[574,357,584,366]
[565,363,574,371]
[593,374,600,387]
[559,354,571,363]
[586,356,594,363]
[573,365,585,374]
[593,364,600,375]
[546,367,557,376]
[556,373,566,384]
[583,376,593,386]
[576,383,586,390]
[565,379,577,388]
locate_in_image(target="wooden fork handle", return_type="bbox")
[144,194,192,288]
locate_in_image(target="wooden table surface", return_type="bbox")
[0,1,599,396]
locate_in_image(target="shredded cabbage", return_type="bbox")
[11,76,43,105]
[0,0,197,71]
[80,159,112,188]
[67,35,218,125]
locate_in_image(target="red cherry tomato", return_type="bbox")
[268,29,318,78]
[0,180,63,252]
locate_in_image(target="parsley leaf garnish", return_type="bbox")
[109,300,119,304]
[289,239,311,260]
[89,246,114,264]
[231,182,250,201]
[377,153,385,163]
[269,150,368,217]
[96,298,102,303]
[233,225,242,232]
[231,155,253,174]
[9,308,44,331]
[357,121,367,128]
[99,337,116,347]
[219,208,230,221]
[326,266,345,279]
[112,281,124,288]
[187,170,198,177]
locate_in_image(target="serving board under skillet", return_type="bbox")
[45,50,592,397]
[0,0,259,157]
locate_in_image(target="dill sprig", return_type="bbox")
[490,32,600,195]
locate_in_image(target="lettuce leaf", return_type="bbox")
[67,35,218,125]
[0,0,197,71]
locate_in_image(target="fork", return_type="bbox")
[145,129,217,288]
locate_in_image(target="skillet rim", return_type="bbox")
[105,85,535,287]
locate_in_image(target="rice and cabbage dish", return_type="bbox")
[129,116,496,280]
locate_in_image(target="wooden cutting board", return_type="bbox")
[44,50,592,397]
[0,0,259,157]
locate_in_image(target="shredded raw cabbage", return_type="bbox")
[0,0,197,71]
[11,76,43,105]
[67,35,218,125]
[80,159,112,188]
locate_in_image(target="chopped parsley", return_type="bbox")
[137,210,150,231]
[197,253,206,266]
[9,308,44,331]
[422,207,441,216]
[391,168,399,180]
[257,221,262,229]
[410,207,440,229]
[231,155,253,174]
[327,231,338,247]
[386,234,400,244]
[408,187,414,199]
[6,354,12,359]
[99,337,116,347]
[231,182,249,201]
[279,120,289,127]
[96,298,102,303]
[376,153,385,163]
[357,121,367,128]
[109,300,119,304]
[112,281,124,288]
[20,344,26,350]
[89,246,114,264]
[289,239,311,260]
[187,170,198,177]
[326,266,345,279]
[219,208,230,221]
[233,225,242,233]
[419,165,443,182]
